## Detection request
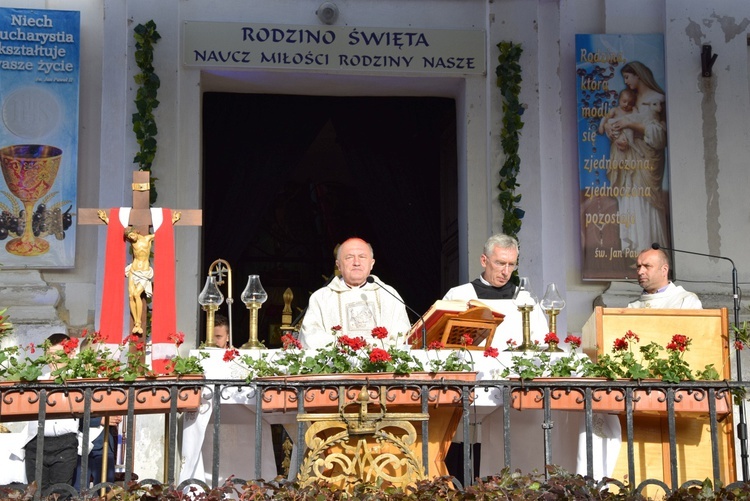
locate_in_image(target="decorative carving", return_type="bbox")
[296,385,428,488]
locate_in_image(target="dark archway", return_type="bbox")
[202,93,457,346]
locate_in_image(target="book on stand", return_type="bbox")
[408,299,505,349]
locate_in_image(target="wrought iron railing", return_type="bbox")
[1,377,746,499]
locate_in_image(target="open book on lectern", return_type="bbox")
[408,299,505,350]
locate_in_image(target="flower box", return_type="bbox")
[0,375,203,420]
[509,379,730,415]
[256,372,476,413]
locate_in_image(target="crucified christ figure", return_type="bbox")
[125,227,155,334]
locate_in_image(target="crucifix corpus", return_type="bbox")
[78,171,201,372]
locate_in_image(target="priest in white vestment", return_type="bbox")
[299,237,411,348]
[627,247,702,308]
[576,246,703,479]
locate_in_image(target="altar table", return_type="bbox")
[178,349,591,484]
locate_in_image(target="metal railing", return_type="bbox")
[1,377,746,499]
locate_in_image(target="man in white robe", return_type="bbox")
[441,234,552,484]
[299,237,411,348]
[628,247,702,309]
[443,234,549,346]
[576,247,702,479]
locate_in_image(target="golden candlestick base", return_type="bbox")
[241,302,265,349]
[203,303,219,347]
[510,305,535,352]
[545,308,561,339]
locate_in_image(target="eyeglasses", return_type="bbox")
[488,260,516,271]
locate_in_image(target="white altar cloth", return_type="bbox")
[179,348,618,482]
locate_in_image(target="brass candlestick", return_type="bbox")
[240,274,268,349]
[208,259,234,347]
[545,308,561,338]
[508,276,538,352]
[516,304,535,351]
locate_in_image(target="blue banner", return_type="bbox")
[0,8,80,268]
[576,34,670,280]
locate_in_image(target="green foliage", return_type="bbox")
[132,20,161,204]
[231,328,425,380]
[495,41,525,249]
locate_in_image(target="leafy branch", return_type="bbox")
[132,20,161,205]
[495,41,525,241]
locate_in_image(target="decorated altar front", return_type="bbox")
[178,349,588,486]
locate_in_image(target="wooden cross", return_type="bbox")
[78,170,201,231]
[78,170,202,337]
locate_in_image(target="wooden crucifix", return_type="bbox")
[78,171,201,372]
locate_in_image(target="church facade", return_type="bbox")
[1,0,748,365]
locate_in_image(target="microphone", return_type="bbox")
[651,242,740,328]
[651,244,745,478]
[651,242,736,268]
[366,276,427,349]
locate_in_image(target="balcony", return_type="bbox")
[0,377,744,499]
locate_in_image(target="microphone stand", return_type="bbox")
[657,244,747,479]
[366,276,427,348]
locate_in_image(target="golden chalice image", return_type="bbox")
[0,144,62,256]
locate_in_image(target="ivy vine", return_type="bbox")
[132,20,161,205]
[495,41,525,240]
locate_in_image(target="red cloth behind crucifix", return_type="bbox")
[99,207,177,373]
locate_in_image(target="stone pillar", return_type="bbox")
[0,270,65,348]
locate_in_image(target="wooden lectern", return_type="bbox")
[408,300,505,349]
[582,307,736,489]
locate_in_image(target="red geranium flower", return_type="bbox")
[461,333,474,346]
[735,340,745,351]
[340,335,367,351]
[427,341,445,350]
[506,338,518,347]
[331,325,342,332]
[369,347,392,363]
[613,337,628,351]
[168,332,185,346]
[544,332,560,344]
[624,330,640,342]
[564,335,582,348]
[371,326,389,340]
[62,337,79,354]
[484,346,499,358]
[223,348,239,362]
[281,333,303,350]
[667,334,690,352]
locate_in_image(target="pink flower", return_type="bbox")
[371,326,389,340]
